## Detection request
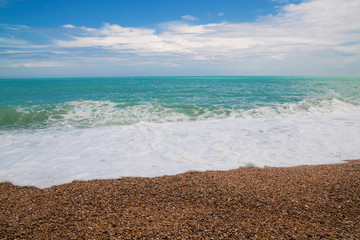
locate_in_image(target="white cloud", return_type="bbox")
[62,24,75,29]
[181,15,199,21]
[57,23,172,54]
[56,21,263,57]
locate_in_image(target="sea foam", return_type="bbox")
[1,105,359,188]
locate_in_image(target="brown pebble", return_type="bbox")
[1,160,360,239]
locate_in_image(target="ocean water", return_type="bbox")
[1,76,360,188]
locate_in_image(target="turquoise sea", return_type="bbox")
[1,76,360,188]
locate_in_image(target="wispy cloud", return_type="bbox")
[181,15,199,21]
[10,61,63,68]
[0,0,22,8]
[0,37,28,45]
[0,0,9,7]
[271,0,290,3]
[62,24,76,29]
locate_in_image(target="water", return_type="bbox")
[1,76,360,188]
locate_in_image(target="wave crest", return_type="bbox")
[1,92,359,130]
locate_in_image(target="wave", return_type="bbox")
[1,91,359,130]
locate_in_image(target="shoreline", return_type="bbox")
[1,160,359,239]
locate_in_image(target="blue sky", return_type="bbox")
[1,0,283,28]
[0,0,359,77]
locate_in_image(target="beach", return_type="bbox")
[2,0,360,237]
[1,160,359,239]
[1,77,360,238]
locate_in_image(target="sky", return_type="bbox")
[0,0,360,78]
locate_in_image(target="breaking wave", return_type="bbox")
[1,91,359,130]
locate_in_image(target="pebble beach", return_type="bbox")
[1,160,359,239]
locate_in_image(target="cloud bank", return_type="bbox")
[1,0,360,77]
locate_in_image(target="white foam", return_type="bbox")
[1,111,360,188]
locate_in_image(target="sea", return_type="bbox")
[1,76,360,188]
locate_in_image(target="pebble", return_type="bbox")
[1,160,359,239]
